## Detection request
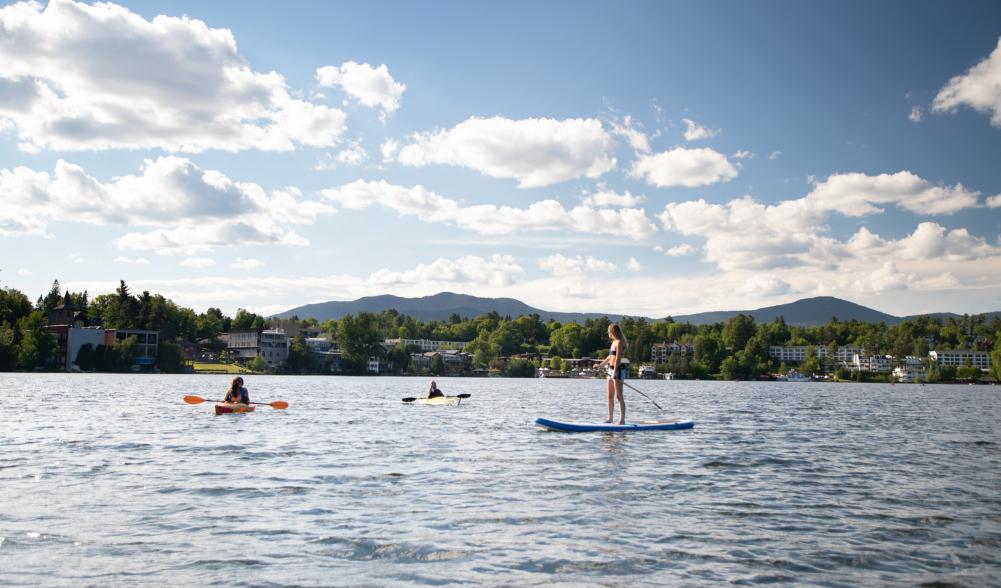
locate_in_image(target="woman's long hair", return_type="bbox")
[228,377,243,400]
[609,323,628,348]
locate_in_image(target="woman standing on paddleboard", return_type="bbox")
[597,323,628,424]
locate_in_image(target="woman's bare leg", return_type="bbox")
[614,380,626,425]
[605,379,615,423]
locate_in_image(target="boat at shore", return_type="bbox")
[776,369,812,382]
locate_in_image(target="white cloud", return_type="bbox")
[68,252,86,264]
[537,254,616,277]
[733,150,754,159]
[932,37,1001,127]
[316,140,368,169]
[768,150,782,160]
[0,157,335,253]
[656,243,697,257]
[321,179,657,240]
[180,258,216,268]
[392,116,616,187]
[0,0,346,152]
[626,257,643,272]
[805,171,981,216]
[316,61,405,121]
[682,118,719,141]
[630,147,738,188]
[230,257,264,270]
[986,194,1001,208]
[113,256,150,265]
[581,188,645,208]
[736,274,793,297]
[380,138,400,162]
[369,255,525,287]
[909,106,924,122]
[609,114,651,153]
[657,171,994,274]
[17,268,32,276]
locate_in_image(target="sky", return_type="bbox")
[1,0,1000,318]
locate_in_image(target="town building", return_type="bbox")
[893,365,927,383]
[851,354,893,373]
[108,328,160,368]
[227,329,289,368]
[651,342,693,363]
[769,344,862,363]
[384,338,468,352]
[929,350,993,372]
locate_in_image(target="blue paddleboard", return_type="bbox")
[535,417,695,432]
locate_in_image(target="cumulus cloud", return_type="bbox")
[369,255,525,287]
[0,0,347,152]
[321,179,657,239]
[736,274,793,297]
[380,138,400,162]
[733,150,754,159]
[655,244,697,257]
[656,171,994,273]
[609,114,651,153]
[909,106,924,122]
[805,171,981,216]
[0,157,335,253]
[390,116,616,187]
[987,194,1001,208]
[626,257,644,272]
[114,256,150,265]
[682,118,719,141]
[315,61,405,121]
[581,188,645,208]
[315,140,368,170]
[630,147,738,188]
[932,37,1001,127]
[768,151,782,160]
[537,254,617,277]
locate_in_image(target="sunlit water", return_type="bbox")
[2,373,999,586]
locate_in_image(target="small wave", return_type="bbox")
[310,537,468,563]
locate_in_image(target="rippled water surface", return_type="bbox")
[2,373,1000,586]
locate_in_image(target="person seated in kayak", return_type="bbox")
[427,380,444,398]
[224,376,250,404]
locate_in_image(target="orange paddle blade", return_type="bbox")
[183,395,207,404]
[269,401,289,409]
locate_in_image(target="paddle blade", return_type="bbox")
[456,394,471,399]
[401,397,417,403]
[183,395,207,404]
[269,401,289,410]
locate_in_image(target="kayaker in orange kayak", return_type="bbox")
[427,380,444,398]
[224,376,250,404]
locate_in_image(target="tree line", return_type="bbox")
[2,279,999,381]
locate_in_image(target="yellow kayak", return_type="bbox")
[402,394,470,406]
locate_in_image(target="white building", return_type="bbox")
[384,338,468,352]
[851,354,893,373]
[651,342,693,363]
[769,344,862,363]
[929,350,992,372]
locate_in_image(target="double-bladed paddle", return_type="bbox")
[402,393,471,403]
[183,395,289,409]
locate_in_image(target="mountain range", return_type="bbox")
[275,292,998,327]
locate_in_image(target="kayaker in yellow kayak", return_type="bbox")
[224,377,250,404]
[427,380,444,398]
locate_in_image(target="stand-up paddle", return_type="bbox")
[620,381,663,411]
[183,395,289,409]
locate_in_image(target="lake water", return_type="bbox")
[2,373,999,586]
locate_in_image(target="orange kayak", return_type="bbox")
[215,402,256,416]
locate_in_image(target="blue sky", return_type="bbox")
[1,0,1000,317]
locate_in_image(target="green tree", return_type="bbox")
[286,336,310,374]
[107,336,138,372]
[720,356,739,380]
[336,313,383,374]
[156,341,185,373]
[505,358,537,377]
[430,353,444,376]
[16,311,56,369]
[724,314,756,351]
[387,343,411,374]
[248,356,267,372]
[0,287,32,325]
[0,322,16,370]
[992,340,1001,382]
